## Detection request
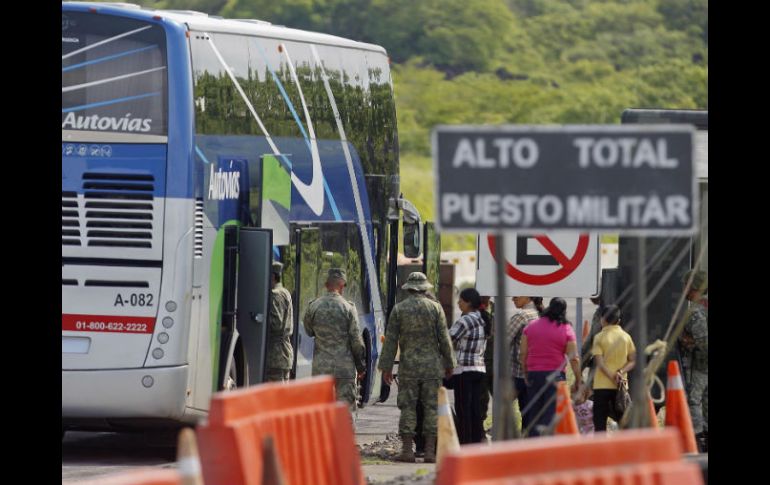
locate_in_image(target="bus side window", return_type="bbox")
[318,223,368,315]
[347,224,369,315]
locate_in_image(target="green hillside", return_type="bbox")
[130,0,707,249]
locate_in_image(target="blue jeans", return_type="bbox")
[525,371,565,437]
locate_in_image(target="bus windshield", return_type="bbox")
[62,12,168,137]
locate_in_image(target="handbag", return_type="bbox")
[612,376,632,420]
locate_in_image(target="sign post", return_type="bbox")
[492,233,517,440]
[432,124,695,440]
[630,237,648,429]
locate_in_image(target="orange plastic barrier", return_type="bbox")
[208,374,336,425]
[664,360,698,453]
[452,461,702,485]
[66,470,181,485]
[262,435,287,485]
[435,428,702,485]
[554,381,579,435]
[197,376,364,485]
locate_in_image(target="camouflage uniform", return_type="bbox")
[265,276,294,382]
[378,283,456,436]
[679,270,708,441]
[682,299,708,434]
[303,269,365,412]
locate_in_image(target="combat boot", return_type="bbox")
[423,434,436,463]
[396,434,415,462]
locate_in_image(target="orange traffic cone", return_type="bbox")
[664,360,698,453]
[647,393,658,429]
[262,435,287,485]
[176,428,204,485]
[555,381,579,435]
[436,386,460,467]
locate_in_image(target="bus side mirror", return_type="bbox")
[403,221,421,258]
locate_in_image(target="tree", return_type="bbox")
[658,0,708,44]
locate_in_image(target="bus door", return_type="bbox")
[220,227,273,388]
[422,222,442,295]
[286,226,321,380]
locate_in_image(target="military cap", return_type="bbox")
[401,272,432,291]
[326,267,347,283]
[272,261,284,274]
[682,269,707,292]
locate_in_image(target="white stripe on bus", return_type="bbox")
[62,25,153,60]
[279,43,325,216]
[310,44,385,325]
[206,34,326,217]
[62,66,166,93]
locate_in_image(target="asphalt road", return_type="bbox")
[62,382,420,483]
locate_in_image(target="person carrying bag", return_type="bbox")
[590,305,636,432]
[611,374,632,423]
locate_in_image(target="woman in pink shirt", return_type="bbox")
[520,298,582,437]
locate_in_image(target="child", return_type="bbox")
[573,369,594,435]
[573,396,595,434]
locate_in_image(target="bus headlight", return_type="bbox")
[152,348,164,359]
[162,317,174,328]
[142,376,154,388]
[165,301,177,312]
[157,332,169,344]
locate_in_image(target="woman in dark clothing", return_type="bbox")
[449,288,490,444]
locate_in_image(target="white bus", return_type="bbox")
[62,1,420,432]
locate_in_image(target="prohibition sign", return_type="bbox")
[487,234,590,286]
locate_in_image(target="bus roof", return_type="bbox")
[63,2,388,55]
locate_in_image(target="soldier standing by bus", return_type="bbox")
[679,269,708,452]
[265,262,294,382]
[303,268,366,412]
[379,272,456,463]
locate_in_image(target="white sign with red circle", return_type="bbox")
[476,232,599,297]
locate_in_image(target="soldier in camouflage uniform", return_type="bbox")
[679,269,708,452]
[303,268,366,413]
[265,262,294,382]
[378,272,456,463]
